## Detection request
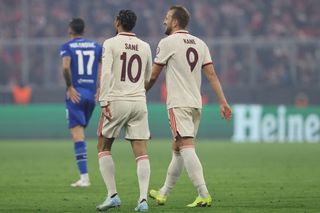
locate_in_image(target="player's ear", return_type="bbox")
[172,19,179,28]
[114,19,119,28]
[68,28,73,38]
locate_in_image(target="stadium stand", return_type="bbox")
[0,0,319,104]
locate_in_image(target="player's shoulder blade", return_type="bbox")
[137,37,151,49]
[86,38,102,47]
[103,36,119,47]
[162,34,175,43]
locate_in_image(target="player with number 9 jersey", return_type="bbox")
[154,30,212,109]
[146,5,232,208]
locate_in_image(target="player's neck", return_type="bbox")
[70,34,83,39]
[117,29,132,34]
[72,36,82,39]
[171,27,186,34]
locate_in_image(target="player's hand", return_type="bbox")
[220,103,232,122]
[102,105,112,121]
[67,87,81,103]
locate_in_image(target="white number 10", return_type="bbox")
[75,50,95,75]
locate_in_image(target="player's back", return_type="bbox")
[60,38,102,95]
[100,32,152,102]
[155,30,212,109]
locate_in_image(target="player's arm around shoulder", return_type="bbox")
[144,61,163,92]
[145,37,175,91]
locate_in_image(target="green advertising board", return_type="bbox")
[0,104,232,139]
[0,104,319,143]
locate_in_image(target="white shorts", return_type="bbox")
[97,101,150,140]
[168,107,201,139]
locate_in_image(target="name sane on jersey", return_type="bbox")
[125,43,139,51]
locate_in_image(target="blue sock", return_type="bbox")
[74,141,88,174]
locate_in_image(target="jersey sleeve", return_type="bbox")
[99,40,113,107]
[144,44,152,82]
[154,38,173,66]
[60,43,71,58]
[202,43,213,68]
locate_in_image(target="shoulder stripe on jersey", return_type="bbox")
[154,62,165,66]
[202,62,213,68]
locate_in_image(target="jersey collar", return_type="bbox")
[118,32,136,37]
[173,30,189,34]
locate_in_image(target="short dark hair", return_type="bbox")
[169,5,190,29]
[69,18,85,35]
[116,10,137,32]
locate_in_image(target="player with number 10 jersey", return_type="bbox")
[99,33,152,104]
[98,31,152,139]
[96,10,151,211]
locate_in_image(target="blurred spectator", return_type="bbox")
[0,47,9,85]
[295,92,309,108]
[11,81,32,104]
[0,44,22,87]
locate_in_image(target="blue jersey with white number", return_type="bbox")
[60,38,102,94]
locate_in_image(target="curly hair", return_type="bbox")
[116,10,137,32]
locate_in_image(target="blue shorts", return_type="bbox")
[65,88,96,129]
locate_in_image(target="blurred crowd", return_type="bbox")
[2,0,320,39]
[0,0,319,89]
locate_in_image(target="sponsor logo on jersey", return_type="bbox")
[78,78,94,84]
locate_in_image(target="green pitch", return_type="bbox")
[0,140,319,213]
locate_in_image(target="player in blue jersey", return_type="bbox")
[60,18,102,187]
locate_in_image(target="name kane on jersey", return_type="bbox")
[183,39,196,44]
